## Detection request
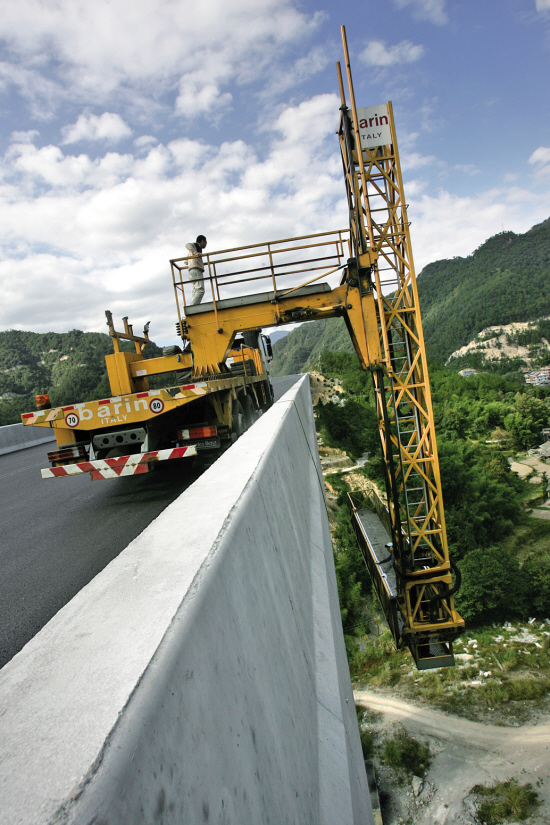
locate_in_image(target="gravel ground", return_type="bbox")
[355,689,550,825]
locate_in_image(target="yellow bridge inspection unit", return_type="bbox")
[21,26,464,668]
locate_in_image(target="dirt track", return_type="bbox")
[355,689,550,824]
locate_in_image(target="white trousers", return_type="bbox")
[189,267,205,305]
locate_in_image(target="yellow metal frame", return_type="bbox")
[338,26,463,649]
[171,236,381,374]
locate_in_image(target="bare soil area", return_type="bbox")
[309,370,344,406]
[355,689,550,825]
[446,317,550,368]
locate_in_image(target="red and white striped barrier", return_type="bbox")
[41,446,197,481]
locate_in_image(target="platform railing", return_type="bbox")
[170,229,351,314]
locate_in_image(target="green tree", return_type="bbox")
[456,546,529,624]
[504,394,549,449]
[315,397,379,459]
[438,441,523,557]
[523,556,550,616]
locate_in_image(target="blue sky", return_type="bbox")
[0,0,549,343]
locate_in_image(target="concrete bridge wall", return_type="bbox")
[0,421,55,455]
[0,376,372,825]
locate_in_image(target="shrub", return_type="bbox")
[472,779,540,823]
[523,555,550,616]
[381,728,431,778]
[506,678,549,702]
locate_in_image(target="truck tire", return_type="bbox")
[242,395,256,429]
[231,399,246,442]
[263,380,274,410]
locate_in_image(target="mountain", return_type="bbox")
[266,329,289,345]
[269,318,352,376]
[270,217,550,375]
[417,217,550,363]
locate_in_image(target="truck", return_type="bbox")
[21,27,464,668]
[23,307,276,480]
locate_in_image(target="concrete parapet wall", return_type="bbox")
[0,376,372,825]
[0,422,56,456]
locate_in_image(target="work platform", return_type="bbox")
[349,499,403,647]
[349,494,456,670]
[185,282,332,316]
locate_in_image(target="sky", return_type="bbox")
[1,0,549,344]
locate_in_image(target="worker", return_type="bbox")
[185,235,207,305]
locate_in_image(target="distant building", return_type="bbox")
[459,369,477,377]
[525,366,550,385]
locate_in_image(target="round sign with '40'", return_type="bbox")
[65,412,80,428]
[149,397,165,414]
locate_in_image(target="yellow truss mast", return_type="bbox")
[337,25,464,666]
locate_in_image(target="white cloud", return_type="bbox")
[360,40,424,67]
[400,152,437,171]
[61,113,132,144]
[393,0,448,25]
[410,185,549,272]
[0,61,64,119]
[529,146,550,166]
[453,163,480,176]
[1,101,549,343]
[134,135,158,149]
[263,45,332,96]
[529,146,550,180]
[9,129,39,144]
[535,0,550,11]
[175,76,233,119]
[2,90,548,343]
[0,93,346,339]
[0,0,322,119]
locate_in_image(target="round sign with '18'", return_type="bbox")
[66,412,80,428]
[149,398,165,414]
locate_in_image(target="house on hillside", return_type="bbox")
[524,366,550,386]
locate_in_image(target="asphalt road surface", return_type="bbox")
[0,374,302,669]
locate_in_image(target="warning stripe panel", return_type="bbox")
[41,445,197,480]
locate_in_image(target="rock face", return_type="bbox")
[412,775,424,797]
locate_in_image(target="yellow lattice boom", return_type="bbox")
[337,26,463,666]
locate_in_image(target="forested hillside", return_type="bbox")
[269,317,352,376]
[418,217,550,362]
[270,217,550,375]
[0,329,161,426]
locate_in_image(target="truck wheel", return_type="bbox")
[263,379,274,409]
[242,395,256,429]
[231,399,246,442]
